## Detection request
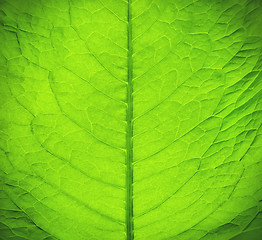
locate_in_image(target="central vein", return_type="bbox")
[126,0,133,239]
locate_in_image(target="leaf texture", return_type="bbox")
[0,0,262,239]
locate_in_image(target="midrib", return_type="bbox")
[126,0,134,239]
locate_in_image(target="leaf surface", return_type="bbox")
[0,0,262,239]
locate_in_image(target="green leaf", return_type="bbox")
[0,0,262,239]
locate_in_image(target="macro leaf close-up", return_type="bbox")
[1,0,262,239]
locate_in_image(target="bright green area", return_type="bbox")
[0,0,262,239]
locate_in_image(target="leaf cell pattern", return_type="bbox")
[0,0,262,240]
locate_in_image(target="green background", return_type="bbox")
[1,0,262,239]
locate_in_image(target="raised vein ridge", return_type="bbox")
[126,0,133,239]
